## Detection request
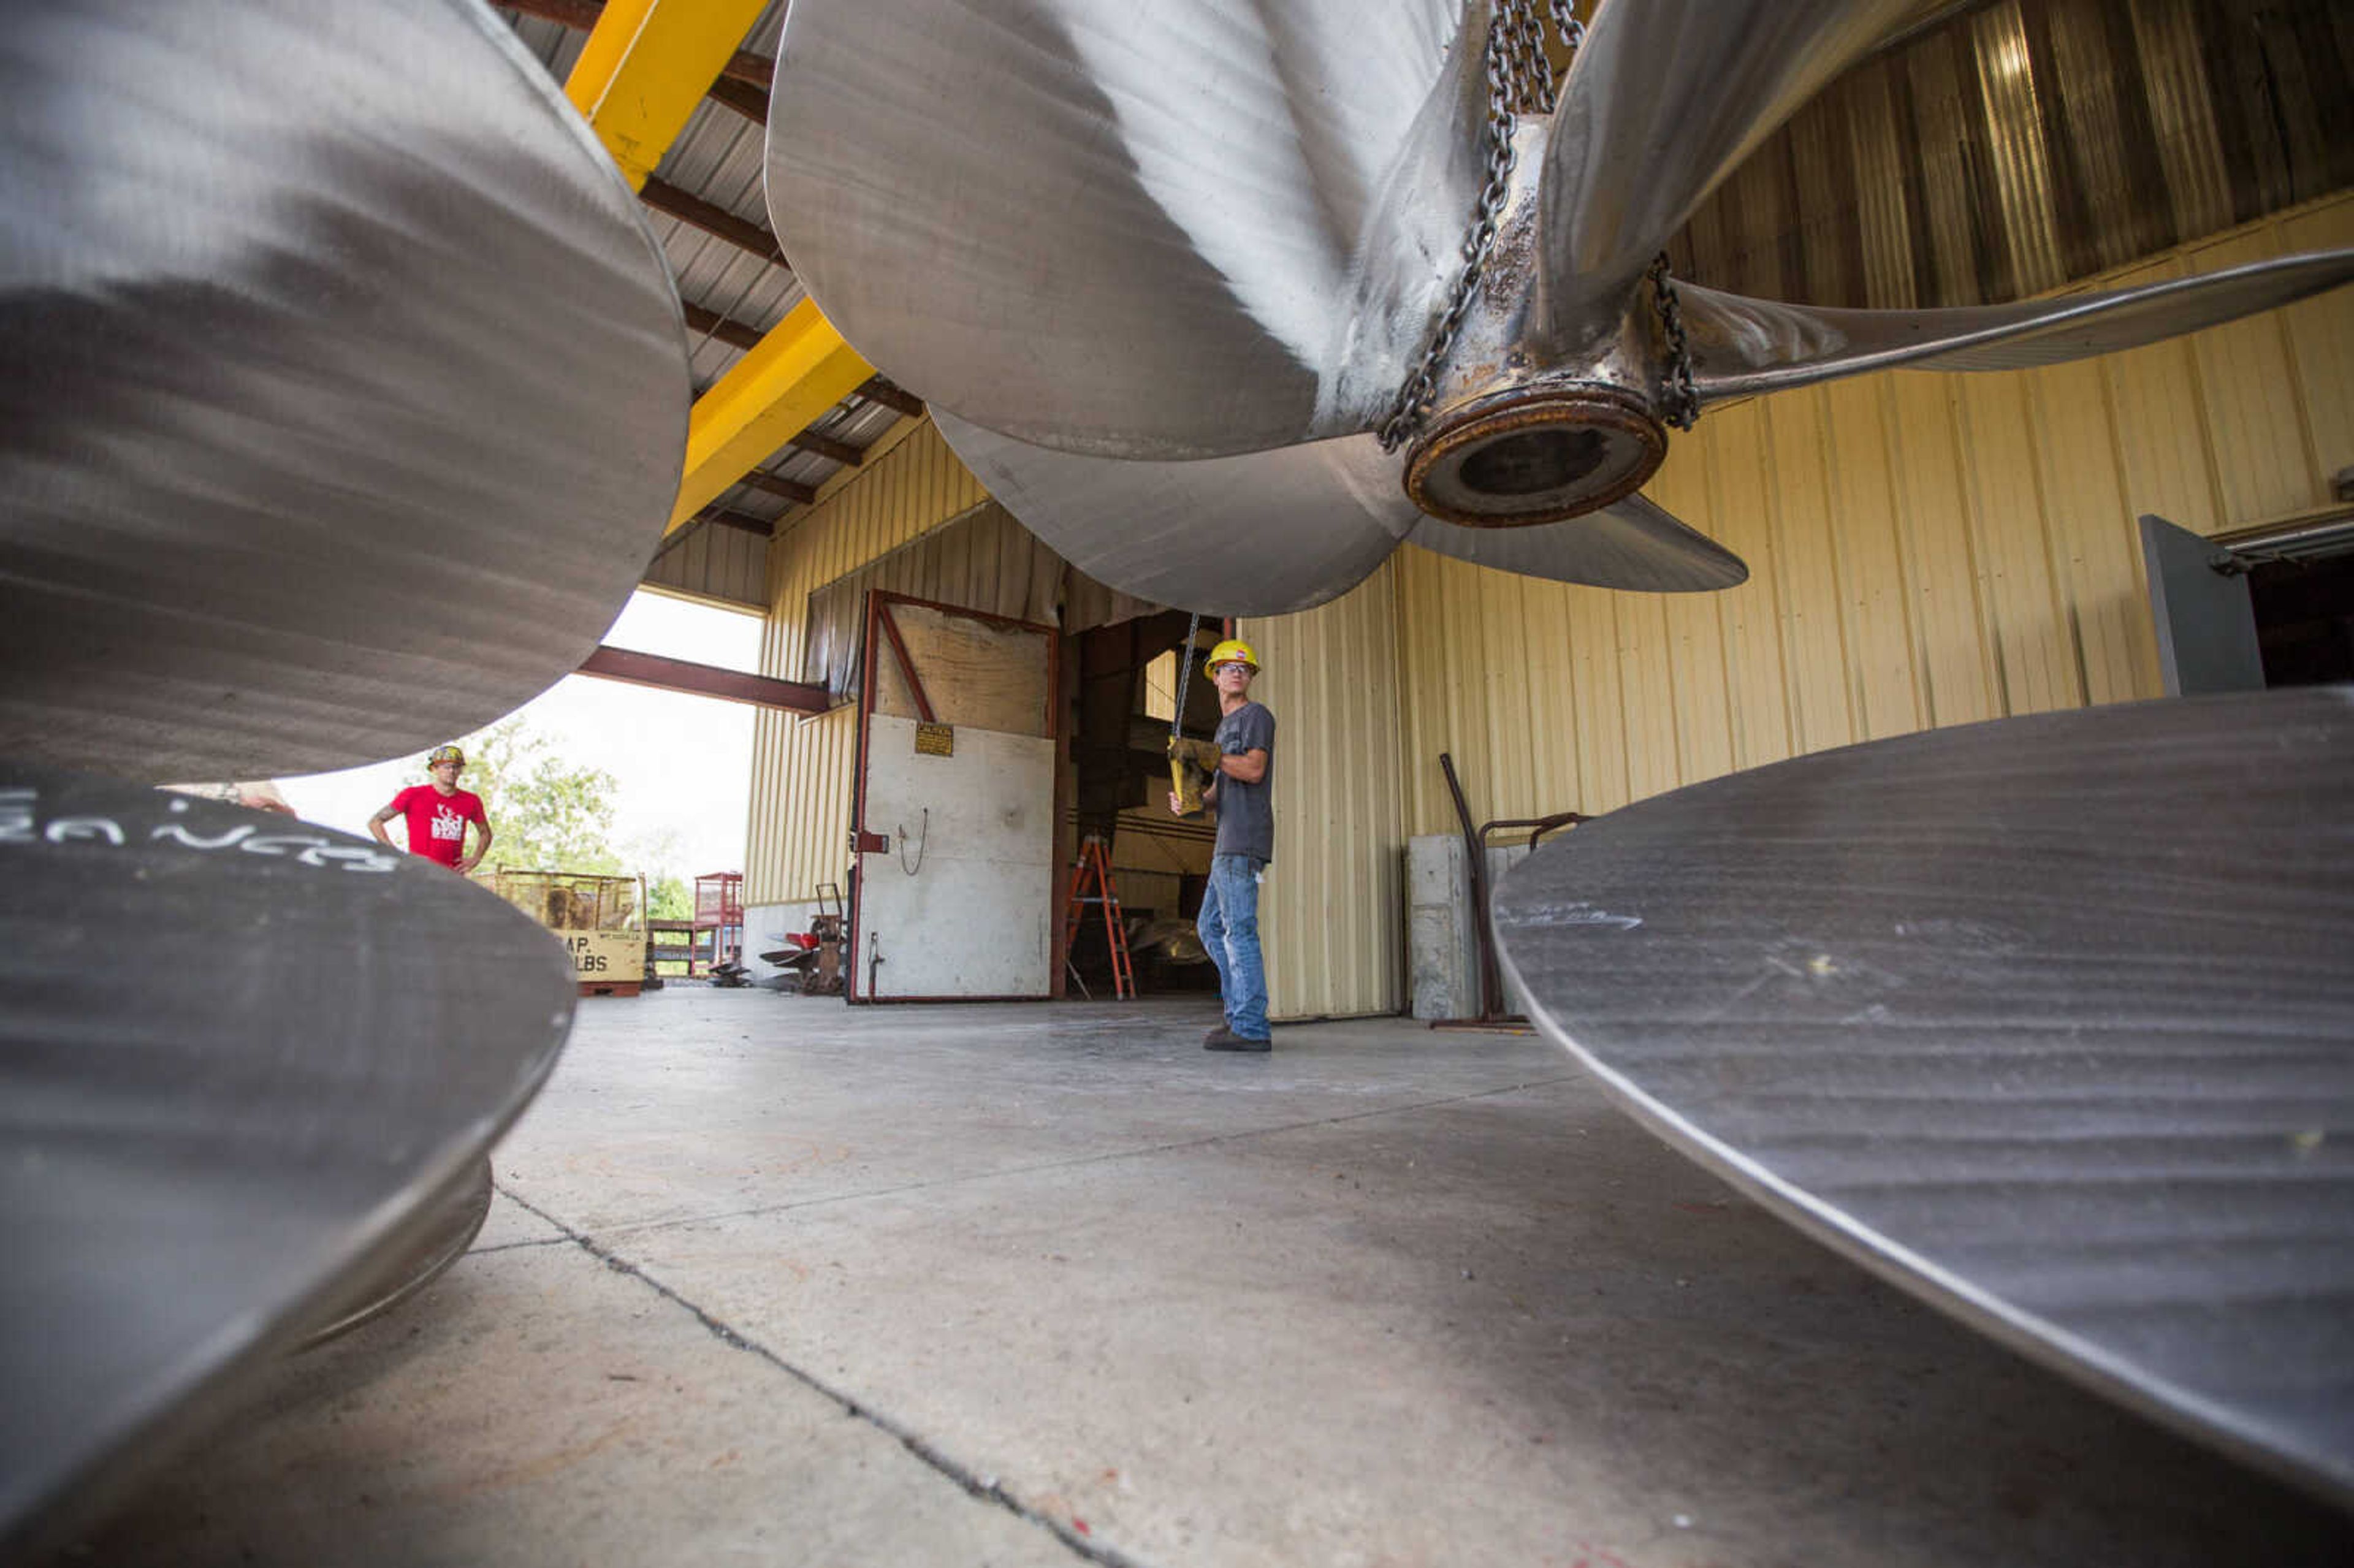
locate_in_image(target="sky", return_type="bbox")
[276,592,766,881]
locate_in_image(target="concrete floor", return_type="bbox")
[67,990,2353,1567]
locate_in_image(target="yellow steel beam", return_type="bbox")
[564,0,770,192]
[563,1,889,522]
[669,300,875,532]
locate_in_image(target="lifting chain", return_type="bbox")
[1506,0,1586,115]
[1379,2,1590,453]
[1379,6,1522,453]
[1169,609,1202,740]
[1646,252,1701,431]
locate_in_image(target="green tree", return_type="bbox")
[431,718,623,875]
[645,873,693,923]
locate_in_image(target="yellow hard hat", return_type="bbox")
[427,744,466,768]
[1205,638,1259,674]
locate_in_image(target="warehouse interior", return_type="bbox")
[7,0,2354,1563]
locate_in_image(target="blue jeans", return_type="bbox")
[1197,854,1268,1040]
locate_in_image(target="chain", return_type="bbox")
[1170,609,1202,739]
[1547,0,1586,77]
[1379,19,1515,452]
[1382,4,1540,453]
[1377,3,1596,453]
[1646,252,1700,431]
[1501,1,1548,113]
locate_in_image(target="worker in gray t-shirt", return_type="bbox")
[1168,637,1276,1052]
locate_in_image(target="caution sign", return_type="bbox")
[915,722,954,757]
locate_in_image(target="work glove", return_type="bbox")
[1167,735,1222,816]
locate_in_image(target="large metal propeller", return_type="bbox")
[766,0,2354,614]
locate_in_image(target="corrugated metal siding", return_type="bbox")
[744,702,859,908]
[742,420,994,904]
[1250,194,2354,1018]
[1669,0,2353,310]
[798,502,1156,693]
[642,517,769,610]
[1238,558,1407,1021]
[756,420,988,682]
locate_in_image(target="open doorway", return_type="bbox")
[2141,512,2354,693]
[1062,612,1225,1000]
[2250,549,2354,687]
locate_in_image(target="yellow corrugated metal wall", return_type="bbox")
[744,703,860,909]
[1249,193,2354,1020]
[744,419,989,904]
[642,516,769,611]
[1239,558,1406,1019]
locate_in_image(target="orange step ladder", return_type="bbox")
[1064,833,1135,1000]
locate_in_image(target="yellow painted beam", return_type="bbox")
[670,300,876,532]
[565,0,769,192]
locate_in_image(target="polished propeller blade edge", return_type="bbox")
[1406,493,1748,592]
[1539,0,1933,346]
[932,410,1417,617]
[767,0,1477,459]
[1680,251,2354,402]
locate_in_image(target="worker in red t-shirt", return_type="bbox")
[370,744,493,872]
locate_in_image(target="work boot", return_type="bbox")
[1203,1027,1270,1052]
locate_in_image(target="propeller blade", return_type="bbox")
[0,0,690,783]
[0,765,576,1555]
[1678,251,2354,401]
[931,411,1415,617]
[937,406,1746,608]
[1408,494,1748,593]
[767,0,1481,459]
[1493,687,2354,1507]
[1539,0,1932,343]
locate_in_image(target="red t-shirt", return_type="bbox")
[389,785,487,868]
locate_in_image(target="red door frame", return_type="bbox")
[848,590,1063,1003]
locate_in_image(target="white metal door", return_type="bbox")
[851,594,1057,1000]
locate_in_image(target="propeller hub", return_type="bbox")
[1403,384,1665,528]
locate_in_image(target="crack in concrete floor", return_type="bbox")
[495,1182,1154,1568]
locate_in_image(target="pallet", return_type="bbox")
[576,979,641,999]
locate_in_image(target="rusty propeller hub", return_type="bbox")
[1403,382,1666,528]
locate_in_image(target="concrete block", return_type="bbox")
[1407,835,1475,1021]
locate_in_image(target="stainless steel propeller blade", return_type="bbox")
[1492,687,2354,1507]
[0,764,577,1557]
[1538,0,1935,344]
[1677,252,2354,401]
[0,0,690,783]
[766,0,1480,458]
[1410,493,1747,592]
[933,411,1414,615]
[934,408,1745,612]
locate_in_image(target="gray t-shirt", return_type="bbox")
[1211,700,1276,862]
